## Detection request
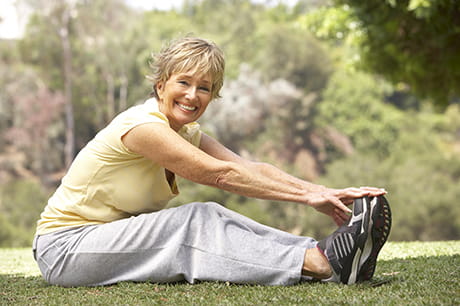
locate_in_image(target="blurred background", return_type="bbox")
[1,0,459,247]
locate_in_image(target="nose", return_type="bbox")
[185,86,198,101]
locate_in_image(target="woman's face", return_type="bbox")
[156,71,213,131]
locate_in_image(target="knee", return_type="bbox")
[187,201,221,213]
[183,202,226,221]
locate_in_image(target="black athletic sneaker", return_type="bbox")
[357,195,392,282]
[317,196,371,284]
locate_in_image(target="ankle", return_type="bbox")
[302,247,332,279]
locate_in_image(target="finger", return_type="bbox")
[342,198,354,206]
[359,186,387,195]
[339,187,386,199]
[333,214,344,226]
[333,210,349,226]
[326,194,352,214]
[335,208,350,222]
[339,187,369,198]
[359,186,384,190]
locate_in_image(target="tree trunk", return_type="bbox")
[119,73,128,112]
[59,9,75,169]
[105,73,115,121]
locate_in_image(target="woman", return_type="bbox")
[33,37,391,287]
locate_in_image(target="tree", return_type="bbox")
[0,179,48,247]
[0,39,65,182]
[301,0,460,108]
[3,82,64,180]
[73,0,144,124]
[20,0,78,168]
[253,23,332,93]
[315,68,404,157]
[313,66,460,241]
[19,0,148,152]
[317,105,460,241]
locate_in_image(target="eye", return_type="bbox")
[178,80,189,86]
[199,86,210,92]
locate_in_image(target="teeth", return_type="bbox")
[178,103,196,111]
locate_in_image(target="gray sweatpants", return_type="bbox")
[33,202,316,287]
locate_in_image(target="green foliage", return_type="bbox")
[18,0,151,150]
[181,0,266,78]
[0,180,47,247]
[253,24,332,93]
[0,215,20,248]
[300,5,355,40]
[302,0,460,108]
[318,105,460,241]
[316,69,404,157]
[18,14,63,91]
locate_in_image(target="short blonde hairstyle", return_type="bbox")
[147,37,225,100]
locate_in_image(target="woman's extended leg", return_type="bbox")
[35,202,318,287]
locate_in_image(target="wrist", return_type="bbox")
[308,183,327,193]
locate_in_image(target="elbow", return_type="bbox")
[214,174,227,189]
[211,162,239,191]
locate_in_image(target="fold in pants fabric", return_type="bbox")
[34,202,316,287]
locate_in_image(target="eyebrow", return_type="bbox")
[177,73,211,85]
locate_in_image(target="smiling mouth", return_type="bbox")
[177,102,197,112]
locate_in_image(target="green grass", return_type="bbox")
[1,241,459,305]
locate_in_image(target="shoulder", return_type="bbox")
[121,98,169,125]
[178,122,202,146]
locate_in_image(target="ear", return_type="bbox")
[156,81,165,99]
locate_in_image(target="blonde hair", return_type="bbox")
[147,37,225,100]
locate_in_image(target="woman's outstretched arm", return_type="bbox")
[199,132,386,225]
[123,124,385,224]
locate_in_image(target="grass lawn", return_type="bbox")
[1,241,459,305]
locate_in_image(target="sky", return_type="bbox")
[125,0,184,11]
[0,0,299,39]
[125,0,299,11]
[0,0,182,38]
[0,0,27,39]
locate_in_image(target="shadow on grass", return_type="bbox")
[1,255,458,305]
